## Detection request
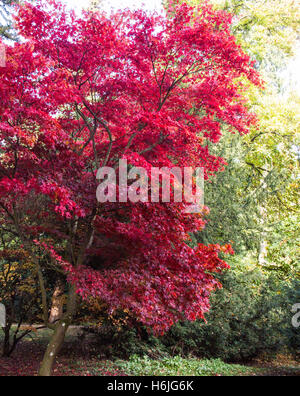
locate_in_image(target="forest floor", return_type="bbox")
[0,327,299,376]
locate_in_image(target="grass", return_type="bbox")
[115,355,262,376]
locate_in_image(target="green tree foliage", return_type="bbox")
[198,91,300,274]
[166,0,300,275]
[212,0,300,81]
[195,133,262,254]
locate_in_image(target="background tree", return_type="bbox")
[0,236,40,357]
[166,0,300,274]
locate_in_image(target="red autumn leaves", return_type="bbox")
[0,0,260,334]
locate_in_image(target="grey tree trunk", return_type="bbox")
[39,285,77,376]
[49,277,65,324]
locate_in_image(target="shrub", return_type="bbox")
[284,279,300,359]
[81,321,168,360]
[162,260,297,362]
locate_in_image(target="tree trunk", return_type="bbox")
[2,326,11,357]
[257,177,268,266]
[258,238,268,266]
[49,277,65,324]
[258,203,268,266]
[38,319,69,376]
[39,285,77,376]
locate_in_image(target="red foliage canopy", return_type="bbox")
[0,0,260,333]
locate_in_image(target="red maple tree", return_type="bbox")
[0,0,260,375]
